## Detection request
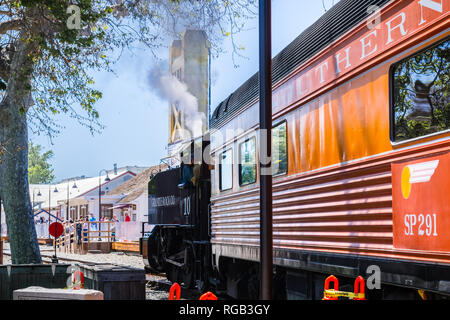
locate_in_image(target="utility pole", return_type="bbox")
[259,0,273,300]
[0,195,3,264]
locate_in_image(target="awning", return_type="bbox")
[107,204,132,210]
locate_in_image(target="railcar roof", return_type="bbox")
[210,0,392,129]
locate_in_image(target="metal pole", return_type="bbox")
[259,0,273,300]
[48,186,51,240]
[99,175,102,220]
[0,195,2,237]
[0,195,2,265]
[67,182,69,222]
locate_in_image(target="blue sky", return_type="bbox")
[30,0,338,182]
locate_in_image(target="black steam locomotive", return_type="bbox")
[141,138,214,292]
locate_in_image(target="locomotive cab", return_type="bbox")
[141,136,212,290]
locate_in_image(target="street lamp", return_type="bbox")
[32,189,42,212]
[98,169,111,222]
[47,185,59,239]
[66,180,78,222]
[48,185,59,220]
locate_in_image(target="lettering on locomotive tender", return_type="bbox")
[270,0,446,114]
[392,153,450,252]
[151,195,177,207]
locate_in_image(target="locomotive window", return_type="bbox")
[391,37,450,143]
[219,149,233,191]
[239,137,257,186]
[272,121,288,176]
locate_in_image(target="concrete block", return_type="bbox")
[13,286,104,300]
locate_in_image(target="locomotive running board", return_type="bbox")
[165,257,184,268]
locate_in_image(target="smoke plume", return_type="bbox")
[148,62,205,139]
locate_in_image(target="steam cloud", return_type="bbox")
[148,62,205,139]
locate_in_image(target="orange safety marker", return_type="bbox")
[323,275,367,300]
[353,276,366,300]
[72,270,84,290]
[169,282,181,300]
[322,275,339,300]
[199,292,218,300]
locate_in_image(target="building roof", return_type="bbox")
[30,166,146,209]
[107,164,168,204]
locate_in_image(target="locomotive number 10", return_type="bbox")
[182,197,191,216]
[404,214,438,237]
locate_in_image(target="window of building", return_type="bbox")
[173,69,182,81]
[219,148,233,191]
[101,204,112,219]
[272,121,288,176]
[391,37,449,142]
[239,137,257,186]
[80,205,88,219]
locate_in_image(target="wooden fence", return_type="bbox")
[55,220,114,254]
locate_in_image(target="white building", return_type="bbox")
[106,164,167,222]
[29,165,148,222]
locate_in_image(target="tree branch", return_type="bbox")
[0,18,20,34]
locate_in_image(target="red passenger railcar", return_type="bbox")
[208,0,450,299]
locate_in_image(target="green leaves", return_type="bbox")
[0,0,257,138]
[28,142,55,184]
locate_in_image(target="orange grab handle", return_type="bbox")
[169,283,181,300]
[353,276,366,300]
[199,292,218,300]
[72,270,84,289]
[323,275,339,300]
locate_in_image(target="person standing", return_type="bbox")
[82,216,89,243]
[89,213,101,241]
[111,215,118,242]
[89,213,97,228]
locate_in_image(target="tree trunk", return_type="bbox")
[0,33,41,264]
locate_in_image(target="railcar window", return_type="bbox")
[239,137,257,186]
[272,122,288,176]
[391,38,449,142]
[219,149,233,191]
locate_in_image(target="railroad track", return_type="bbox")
[145,273,226,300]
[3,250,227,300]
[3,250,124,266]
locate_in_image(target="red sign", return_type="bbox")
[392,152,450,252]
[49,222,64,238]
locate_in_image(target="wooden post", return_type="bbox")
[68,223,71,253]
[88,221,91,251]
[70,222,73,254]
[67,230,70,253]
